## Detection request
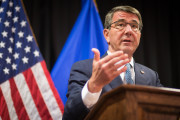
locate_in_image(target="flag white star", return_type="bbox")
[8,47,13,53]
[26,35,33,42]
[24,46,31,53]
[4,21,10,27]
[2,30,8,37]
[18,31,24,38]
[6,10,12,17]
[0,41,5,48]
[9,1,13,7]
[20,20,26,27]
[0,53,3,58]
[13,52,19,59]
[12,27,16,33]
[0,7,4,13]
[16,41,22,48]
[6,57,11,64]
[34,50,40,57]
[12,63,17,70]
[13,16,18,23]
[15,6,20,12]
[3,67,9,75]
[22,56,29,64]
[9,37,14,43]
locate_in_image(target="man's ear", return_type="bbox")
[103,29,110,44]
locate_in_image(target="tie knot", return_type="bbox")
[126,63,131,69]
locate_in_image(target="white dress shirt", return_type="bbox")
[81,51,135,108]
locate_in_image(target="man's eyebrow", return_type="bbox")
[112,19,125,24]
[115,19,139,24]
[131,20,139,24]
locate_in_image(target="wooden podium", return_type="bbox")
[85,85,180,120]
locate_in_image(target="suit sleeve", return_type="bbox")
[154,71,163,87]
[63,60,92,120]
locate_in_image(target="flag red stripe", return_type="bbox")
[41,61,64,113]
[0,88,10,120]
[23,68,52,119]
[9,78,30,120]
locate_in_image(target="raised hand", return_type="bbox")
[88,48,129,93]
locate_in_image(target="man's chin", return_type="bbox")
[121,48,133,55]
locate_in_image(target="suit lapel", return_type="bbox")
[109,76,123,89]
[134,63,147,85]
[106,63,147,90]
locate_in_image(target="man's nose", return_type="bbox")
[124,24,133,36]
[125,24,133,31]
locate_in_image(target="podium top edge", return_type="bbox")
[107,84,180,96]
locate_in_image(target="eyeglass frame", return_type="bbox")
[107,19,141,32]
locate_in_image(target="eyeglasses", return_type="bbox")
[108,20,140,32]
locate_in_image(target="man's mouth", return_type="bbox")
[122,40,131,42]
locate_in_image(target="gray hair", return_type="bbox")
[104,6,143,31]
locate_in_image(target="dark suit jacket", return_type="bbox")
[63,54,163,120]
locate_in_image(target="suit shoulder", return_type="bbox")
[71,59,93,74]
[72,59,93,68]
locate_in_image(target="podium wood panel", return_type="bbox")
[85,85,180,120]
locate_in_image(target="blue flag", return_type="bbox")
[51,0,108,105]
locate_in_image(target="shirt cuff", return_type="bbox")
[81,81,102,109]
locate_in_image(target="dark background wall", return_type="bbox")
[23,0,180,89]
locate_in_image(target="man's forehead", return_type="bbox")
[112,11,139,22]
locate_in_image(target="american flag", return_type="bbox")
[0,0,64,119]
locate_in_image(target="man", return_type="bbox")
[62,6,163,120]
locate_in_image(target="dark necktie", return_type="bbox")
[125,63,134,84]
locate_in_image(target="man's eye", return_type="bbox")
[131,24,138,29]
[117,23,125,27]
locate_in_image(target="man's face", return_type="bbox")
[103,11,141,57]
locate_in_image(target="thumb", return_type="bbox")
[91,48,100,62]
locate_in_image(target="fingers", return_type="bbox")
[101,50,124,64]
[105,54,129,69]
[89,49,130,92]
[113,55,129,70]
[113,59,129,75]
[102,54,129,76]
[92,48,100,62]
[92,48,129,72]
[114,65,127,76]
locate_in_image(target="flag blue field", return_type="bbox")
[51,0,108,105]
